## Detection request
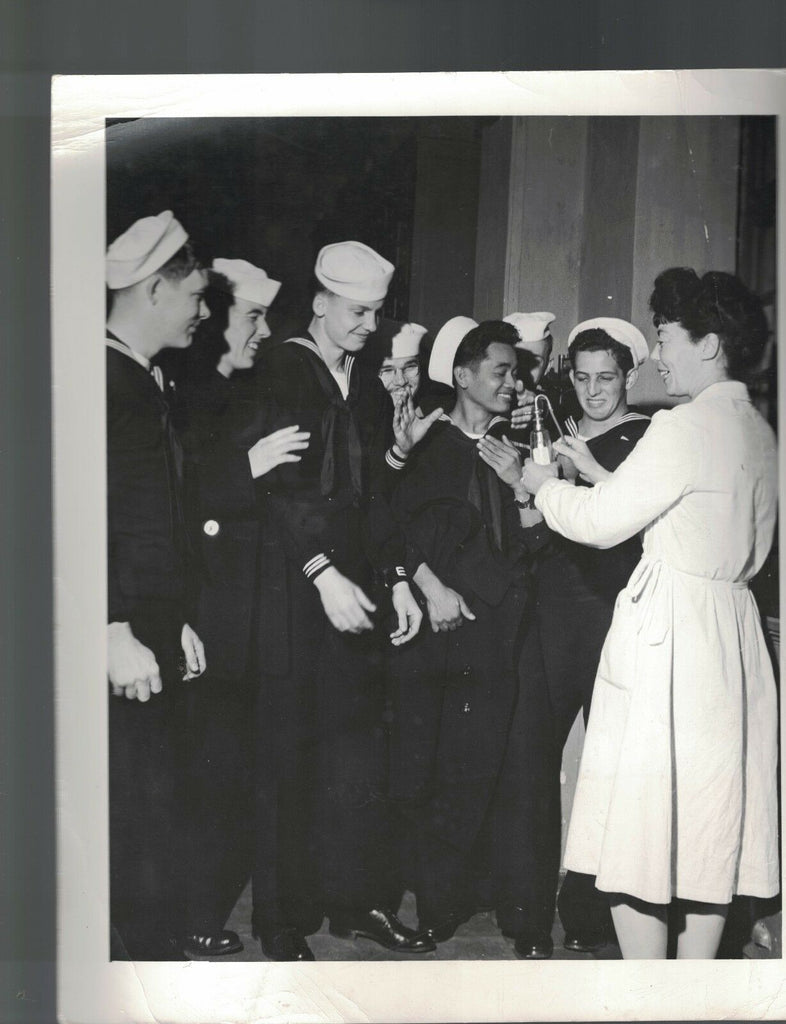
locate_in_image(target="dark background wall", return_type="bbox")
[107,116,483,343]
[108,114,775,421]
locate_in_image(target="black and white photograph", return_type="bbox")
[52,72,784,1022]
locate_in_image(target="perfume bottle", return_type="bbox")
[530,395,553,466]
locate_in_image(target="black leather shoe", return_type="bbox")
[514,928,554,960]
[252,926,315,961]
[564,930,607,953]
[183,929,243,958]
[420,909,472,944]
[330,908,435,953]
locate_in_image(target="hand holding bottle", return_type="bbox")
[553,437,610,485]
[520,457,559,496]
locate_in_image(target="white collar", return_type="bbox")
[106,335,151,371]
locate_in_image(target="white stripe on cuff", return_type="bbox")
[386,447,407,470]
[303,553,331,579]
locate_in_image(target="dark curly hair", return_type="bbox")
[649,267,768,381]
[454,320,519,375]
[568,328,634,375]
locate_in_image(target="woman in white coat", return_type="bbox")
[519,268,778,959]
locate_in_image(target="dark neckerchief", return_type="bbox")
[444,420,505,552]
[286,335,363,498]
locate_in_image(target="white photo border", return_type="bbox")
[53,70,786,1023]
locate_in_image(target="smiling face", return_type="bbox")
[460,341,518,416]
[314,291,383,355]
[155,268,210,349]
[652,320,705,398]
[570,348,633,422]
[378,354,421,399]
[218,296,271,376]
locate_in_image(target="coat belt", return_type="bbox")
[627,558,749,646]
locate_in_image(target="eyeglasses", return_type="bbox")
[379,363,420,380]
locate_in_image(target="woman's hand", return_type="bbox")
[553,437,610,485]
[476,434,521,487]
[520,457,559,496]
[248,425,310,479]
[392,393,443,455]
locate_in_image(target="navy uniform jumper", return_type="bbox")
[249,334,409,933]
[107,338,187,960]
[389,417,560,934]
[174,366,279,938]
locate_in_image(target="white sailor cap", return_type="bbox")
[568,317,650,367]
[315,241,395,302]
[106,210,189,289]
[503,311,556,344]
[387,321,428,359]
[428,316,478,388]
[365,319,426,369]
[212,258,281,307]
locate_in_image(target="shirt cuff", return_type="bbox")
[386,445,408,470]
[381,565,409,588]
[303,553,332,581]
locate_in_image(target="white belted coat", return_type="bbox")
[536,381,779,904]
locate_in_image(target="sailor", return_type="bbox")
[390,316,559,959]
[501,310,576,451]
[175,256,309,958]
[248,241,436,960]
[105,211,208,960]
[362,317,428,403]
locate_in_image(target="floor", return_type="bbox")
[211,883,623,962]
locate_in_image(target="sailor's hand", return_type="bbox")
[425,581,475,633]
[414,563,476,633]
[510,382,536,430]
[249,425,310,478]
[108,622,161,702]
[389,581,423,646]
[392,394,443,455]
[477,433,522,487]
[180,623,206,680]
[314,567,376,633]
